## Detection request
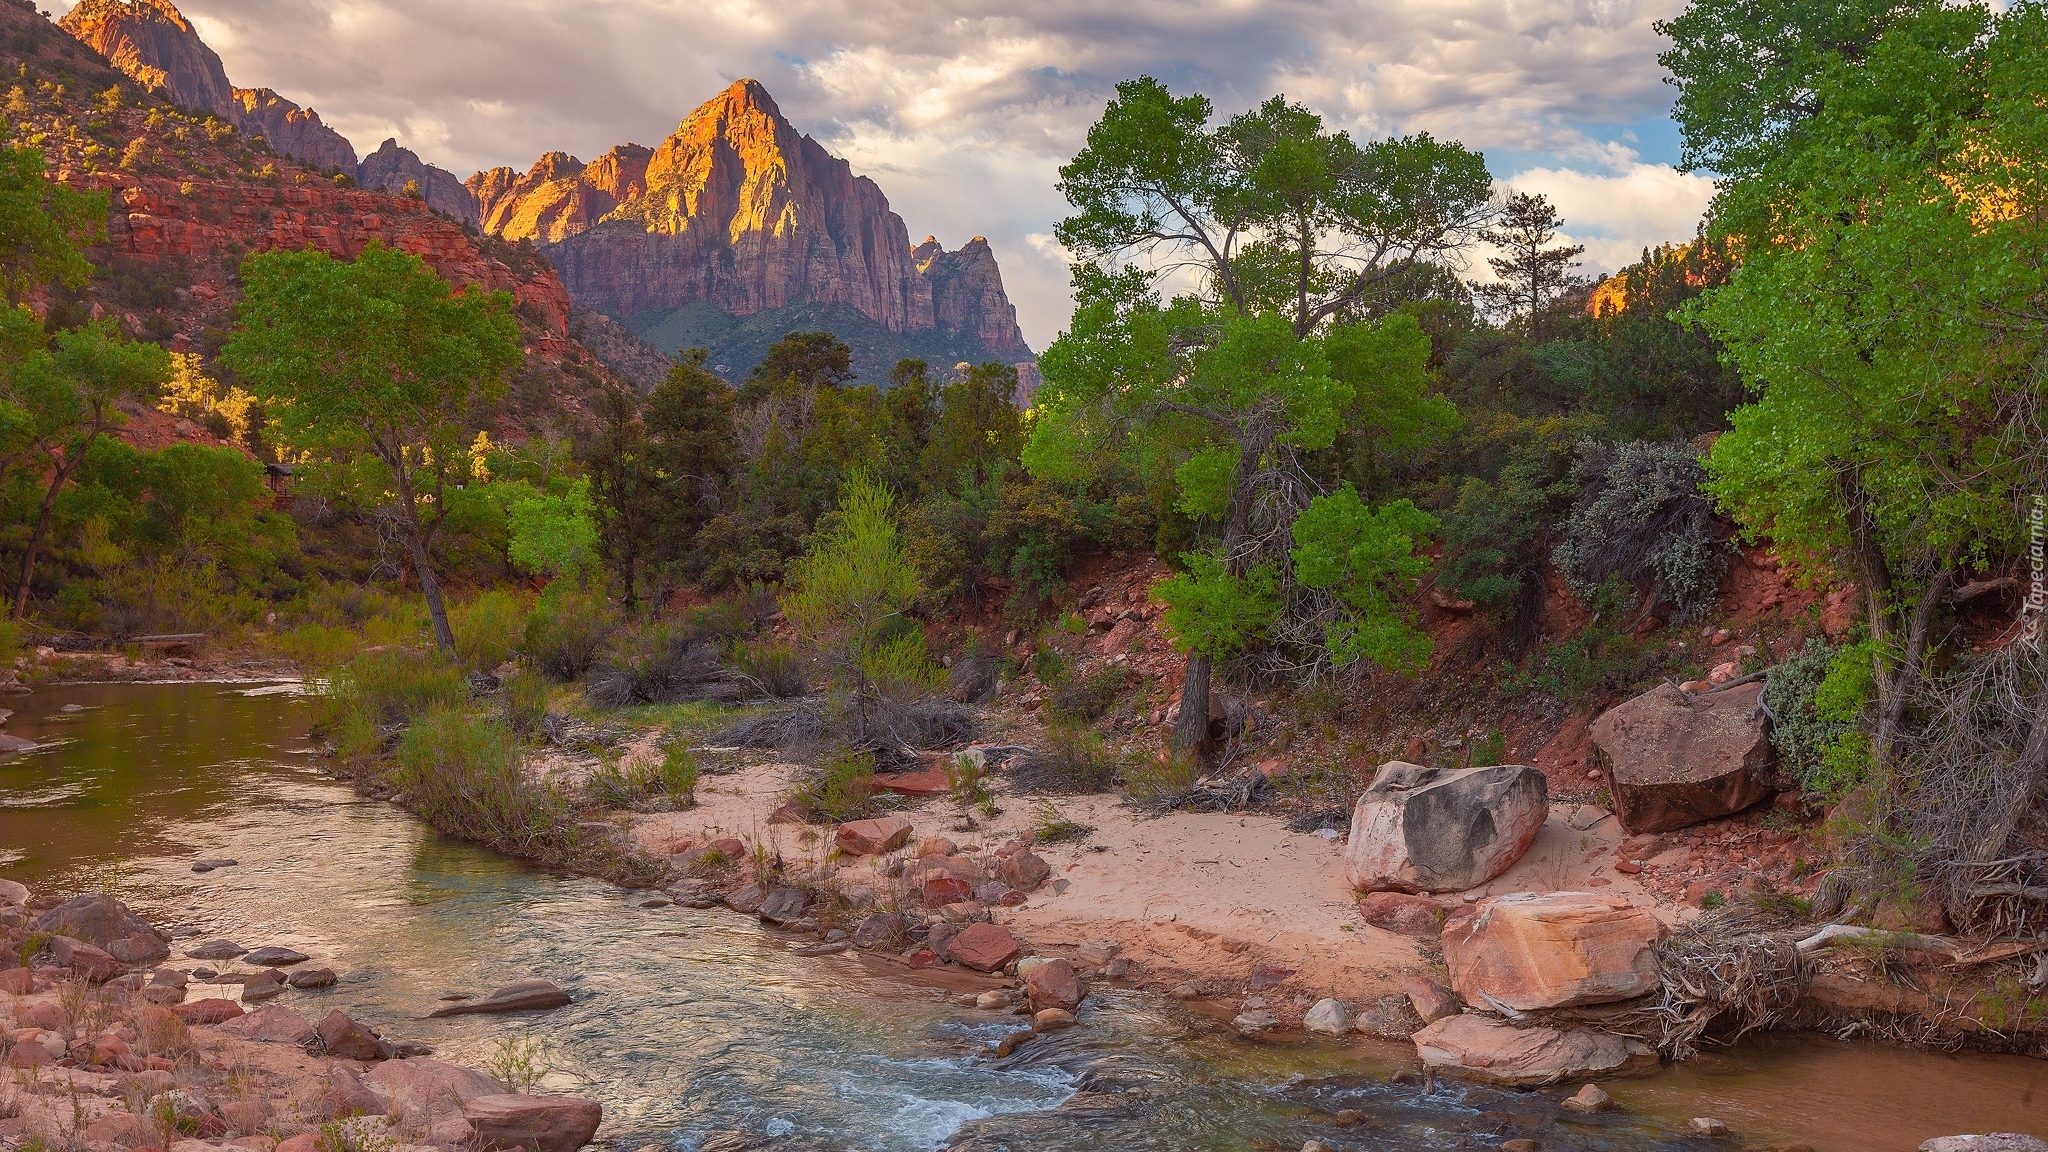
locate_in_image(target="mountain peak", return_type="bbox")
[62,0,233,119]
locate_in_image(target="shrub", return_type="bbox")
[392,705,570,854]
[1766,637,1877,797]
[731,640,807,698]
[584,621,734,707]
[523,586,617,681]
[270,623,357,668]
[1552,439,1733,621]
[657,741,699,804]
[500,671,549,738]
[1048,664,1129,723]
[1030,799,1092,843]
[324,649,467,731]
[1512,577,1667,702]
[1124,748,1200,804]
[451,589,530,674]
[0,619,18,665]
[945,750,996,815]
[1014,722,1120,793]
[788,748,876,823]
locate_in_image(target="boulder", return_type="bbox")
[242,946,310,966]
[216,1004,315,1044]
[29,893,169,965]
[1411,1014,1657,1086]
[1232,1010,1280,1038]
[1032,1008,1076,1031]
[851,912,905,950]
[1921,1139,2048,1152]
[45,934,122,981]
[0,879,27,905]
[0,734,34,752]
[289,966,339,988]
[996,850,1052,892]
[723,883,766,915]
[317,1009,393,1061]
[186,939,247,961]
[1302,998,1353,1036]
[367,1058,506,1129]
[1590,681,1776,834]
[463,1094,602,1152]
[834,816,913,856]
[1561,1083,1616,1113]
[319,1065,387,1120]
[1343,762,1547,893]
[427,978,569,1018]
[1442,891,1662,1011]
[1358,892,1444,936]
[757,886,810,925]
[0,967,32,994]
[173,998,246,1025]
[947,923,1021,973]
[923,874,973,907]
[1024,957,1081,1011]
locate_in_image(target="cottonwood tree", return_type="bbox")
[1037,78,1492,753]
[223,242,520,655]
[1672,0,2048,858]
[1471,192,1587,336]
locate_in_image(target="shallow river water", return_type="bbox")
[2,682,2044,1151]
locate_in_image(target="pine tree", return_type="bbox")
[1472,192,1588,335]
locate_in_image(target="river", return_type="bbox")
[1,682,2042,1151]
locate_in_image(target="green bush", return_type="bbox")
[451,589,531,674]
[392,705,570,855]
[657,741,700,803]
[789,748,876,824]
[325,649,467,730]
[523,586,618,681]
[732,640,807,698]
[1765,637,1876,797]
[1028,722,1120,793]
[500,671,549,738]
[0,619,18,665]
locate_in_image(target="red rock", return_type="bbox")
[1248,964,1294,990]
[172,998,245,1025]
[29,894,169,965]
[275,1136,319,1152]
[1615,861,1642,875]
[1024,957,1081,1011]
[995,850,1051,892]
[875,762,953,796]
[1402,977,1461,1024]
[1358,892,1444,937]
[904,948,940,969]
[1591,681,1777,834]
[463,1094,601,1152]
[0,968,32,994]
[834,816,914,856]
[923,875,972,907]
[947,923,1021,973]
[316,1009,392,1061]
[1443,892,1662,1011]
[1412,1014,1658,1086]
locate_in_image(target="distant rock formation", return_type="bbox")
[471,80,1030,375]
[359,138,480,227]
[61,0,476,223]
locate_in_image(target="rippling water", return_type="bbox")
[2,682,2043,1152]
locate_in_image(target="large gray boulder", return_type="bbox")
[1591,681,1776,834]
[29,894,169,965]
[1921,1139,2048,1152]
[1344,762,1548,893]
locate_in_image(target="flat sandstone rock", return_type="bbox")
[1412,1014,1657,1086]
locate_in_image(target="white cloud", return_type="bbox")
[49,0,1706,347]
[1504,163,1717,274]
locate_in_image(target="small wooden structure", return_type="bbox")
[264,462,297,509]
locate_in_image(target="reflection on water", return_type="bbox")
[0,683,2042,1152]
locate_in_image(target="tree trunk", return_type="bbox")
[11,464,65,622]
[1972,660,2048,865]
[1171,653,1211,755]
[1840,470,1897,682]
[1871,570,1955,786]
[392,465,457,656]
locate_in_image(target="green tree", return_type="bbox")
[0,127,104,306]
[923,361,1022,494]
[1471,192,1587,336]
[781,471,926,738]
[1038,78,1490,752]
[1671,0,2048,820]
[503,477,598,587]
[581,379,658,605]
[643,347,736,572]
[222,242,520,654]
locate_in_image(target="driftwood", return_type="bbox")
[1794,923,1963,960]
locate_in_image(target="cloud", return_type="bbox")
[1502,163,1717,275]
[49,0,1705,346]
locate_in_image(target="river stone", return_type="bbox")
[289,966,339,988]
[0,879,27,905]
[1033,1008,1076,1031]
[1443,891,1662,1011]
[852,912,905,949]
[1344,762,1548,893]
[29,893,170,965]
[948,923,1021,973]
[757,886,810,925]
[1591,681,1777,834]
[319,1065,387,1120]
[216,1004,316,1044]
[318,1009,393,1061]
[996,849,1052,892]
[428,978,570,1017]
[45,934,122,981]
[191,858,239,873]
[187,939,247,961]
[1303,998,1353,1036]
[1562,1083,1616,1113]
[1233,1010,1280,1038]
[1921,1139,2048,1152]
[0,734,35,753]
[367,1058,506,1129]
[1358,891,1445,936]
[243,945,310,966]
[724,883,766,915]
[464,1094,602,1152]
[1024,957,1082,1011]
[833,816,914,856]
[1411,1014,1658,1086]
[174,998,246,1025]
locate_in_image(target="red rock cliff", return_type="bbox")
[472,80,1029,359]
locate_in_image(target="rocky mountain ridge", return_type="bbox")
[58,0,476,221]
[471,80,1030,380]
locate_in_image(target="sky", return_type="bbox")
[50,0,1717,352]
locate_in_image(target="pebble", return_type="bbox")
[242,946,310,967]
[639,898,672,909]
[1562,1083,1615,1113]
[1689,1117,1731,1137]
[792,942,848,957]
[190,859,239,873]
[1032,1008,1076,1031]
[1170,983,1201,999]
[1231,1010,1279,1038]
